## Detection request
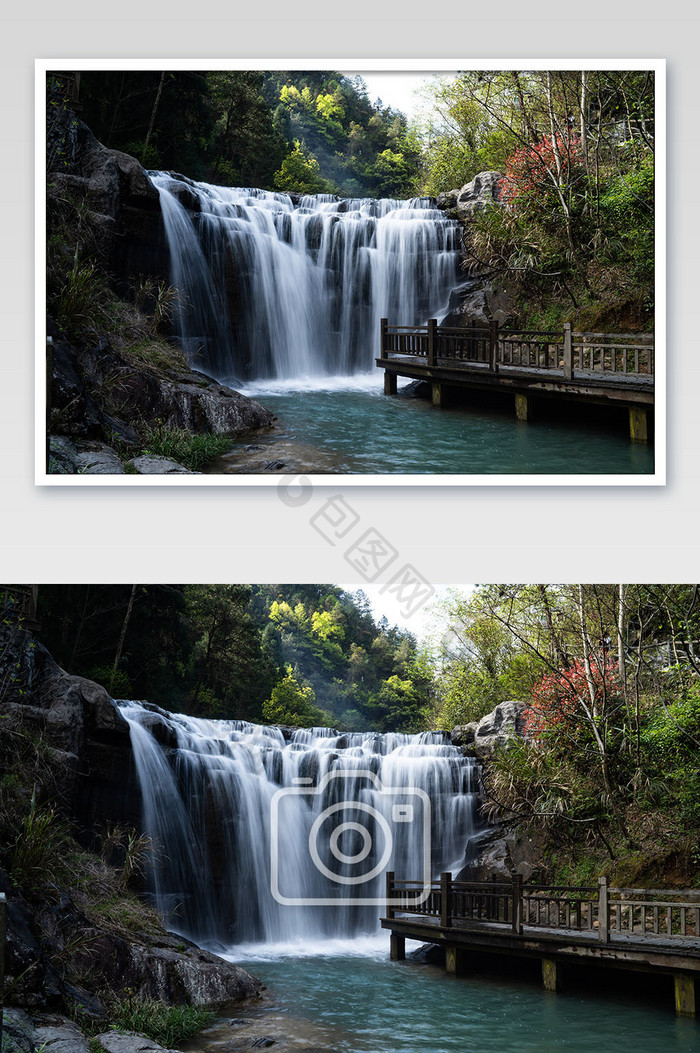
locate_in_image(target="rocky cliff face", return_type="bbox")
[47,100,167,285]
[46,104,275,472]
[0,624,262,1018]
[0,623,140,833]
[450,701,537,882]
[436,171,515,328]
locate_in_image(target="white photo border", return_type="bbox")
[35,57,666,487]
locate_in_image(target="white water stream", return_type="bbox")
[149,174,460,382]
[119,702,477,950]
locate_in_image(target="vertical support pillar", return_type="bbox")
[515,393,529,422]
[432,382,444,408]
[441,872,452,928]
[563,322,573,380]
[629,405,648,443]
[598,876,609,943]
[542,958,559,992]
[512,873,523,934]
[674,974,696,1017]
[385,871,395,920]
[489,318,499,373]
[380,317,388,360]
[384,371,397,396]
[390,932,405,961]
[445,946,463,974]
[427,318,437,367]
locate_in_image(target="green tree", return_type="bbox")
[262,670,332,727]
[273,140,335,194]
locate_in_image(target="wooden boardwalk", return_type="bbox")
[378,320,655,443]
[382,874,699,1017]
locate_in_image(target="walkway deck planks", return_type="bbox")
[382,873,698,1017]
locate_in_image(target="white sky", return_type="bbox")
[339,583,470,646]
[343,71,456,122]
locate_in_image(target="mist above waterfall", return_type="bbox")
[150,174,460,383]
[120,701,478,951]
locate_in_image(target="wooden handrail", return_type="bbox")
[386,873,699,942]
[381,320,654,379]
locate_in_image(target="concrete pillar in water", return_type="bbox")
[674,974,695,1017]
[390,933,405,961]
[515,392,529,421]
[445,946,464,974]
[542,958,560,992]
[384,371,397,396]
[629,406,648,443]
[432,382,445,407]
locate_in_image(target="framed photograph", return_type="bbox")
[37,59,665,484]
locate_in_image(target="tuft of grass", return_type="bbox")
[142,424,234,471]
[55,254,114,342]
[106,995,214,1047]
[120,339,190,379]
[9,789,75,890]
[85,893,164,941]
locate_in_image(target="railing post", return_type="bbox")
[386,870,395,920]
[563,322,573,380]
[380,318,388,360]
[489,318,499,373]
[598,876,609,942]
[427,318,437,367]
[512,873,523,934]
[440,871,452,928]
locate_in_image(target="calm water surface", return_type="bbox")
[215,944,697,1053]
[237,375,653,476]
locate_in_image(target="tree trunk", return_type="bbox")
[143,72,165,160]
[111,584,138,693]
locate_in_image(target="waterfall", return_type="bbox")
[119,701,478,950]
[149,173,461,383]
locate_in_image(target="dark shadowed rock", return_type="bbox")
[2,1010,38,1053]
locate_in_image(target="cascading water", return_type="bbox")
[119,701,478,950]
[149,173,461,383]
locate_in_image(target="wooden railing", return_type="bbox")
[380,320,654,380]
[386,873,700,943]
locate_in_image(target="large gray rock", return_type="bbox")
[452,700,526,759]
[437,171,503,222]
[1,1009,38,1053]
[33,1021,91,1053]
[130,455,199,475]
[93,1034,180,1053]
[460,827,539,882]
[63,926,261,1007]
[74,442,127,474]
